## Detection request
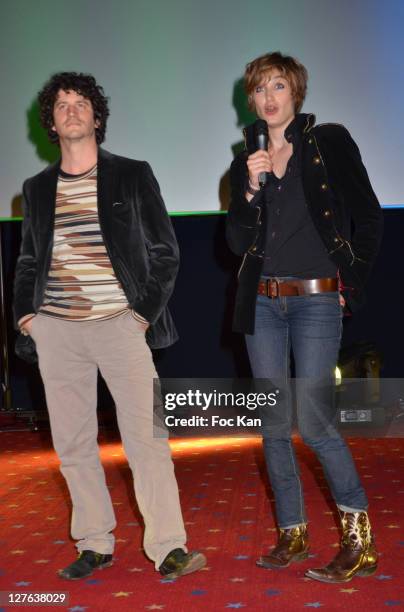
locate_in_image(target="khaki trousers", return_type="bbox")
[30,310,186,568]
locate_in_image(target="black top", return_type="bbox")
[261,122,337,278]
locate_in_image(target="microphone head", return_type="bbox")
[254,119,269,151]
[254,119,268,135]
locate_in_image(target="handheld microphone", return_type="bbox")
[254,120,269,187]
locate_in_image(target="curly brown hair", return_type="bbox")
[38,72,109,145]
[244,51,308,113]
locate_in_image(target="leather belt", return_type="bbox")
[258,277,338,298]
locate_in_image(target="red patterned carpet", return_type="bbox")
[0,431,403,611]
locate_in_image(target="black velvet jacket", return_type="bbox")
[13,148,179,349]
[226,113,383,335]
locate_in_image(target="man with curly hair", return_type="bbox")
[13,72,206,580]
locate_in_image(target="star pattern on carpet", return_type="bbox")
[1,434,403,609]
[112,591,133,597]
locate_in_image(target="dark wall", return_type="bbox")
[1,209,403,412]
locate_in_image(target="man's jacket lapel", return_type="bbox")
[97,148,116,247]
[38,161,59,237]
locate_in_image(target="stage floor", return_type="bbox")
[0,432,403,611]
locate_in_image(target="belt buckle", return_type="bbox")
[267,279,279,298]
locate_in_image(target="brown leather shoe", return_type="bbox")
[305,511,378,583]
[257,524,309,569]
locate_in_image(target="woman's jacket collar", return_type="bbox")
[243,113,316,154]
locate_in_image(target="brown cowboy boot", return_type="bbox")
[256,524,309,569]
[305,511,378,583]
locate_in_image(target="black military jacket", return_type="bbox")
[226,113,383,334]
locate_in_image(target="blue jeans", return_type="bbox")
[245,288,368,528]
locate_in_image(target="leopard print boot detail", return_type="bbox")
[305,511,378,583]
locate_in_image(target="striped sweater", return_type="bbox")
[39,165,130,321]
